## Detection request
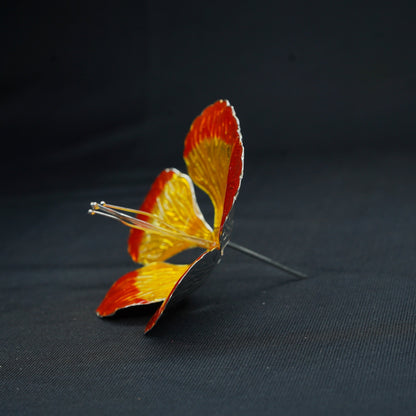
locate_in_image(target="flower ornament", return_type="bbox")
[89,100,305,333]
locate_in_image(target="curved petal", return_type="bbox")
[183,100,244,239]
[128,168,216,264]
[96,262,189,317]
[145,248,221,333]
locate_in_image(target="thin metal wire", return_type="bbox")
[227,241,307,279]
[88,202,215,249]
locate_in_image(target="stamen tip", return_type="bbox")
[90,201,100,210]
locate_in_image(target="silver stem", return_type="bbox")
[227,241,307,279]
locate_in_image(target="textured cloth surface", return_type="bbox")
[2,153,416,415]
[1,2,416,415]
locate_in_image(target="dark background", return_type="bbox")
[1,1,416,414]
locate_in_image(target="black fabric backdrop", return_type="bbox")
[1,2,416,415]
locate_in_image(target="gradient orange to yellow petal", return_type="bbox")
[184,100,243,237]
[96,262,190,317]
[128,168,216,264]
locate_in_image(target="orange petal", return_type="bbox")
[128,168,216,264]
[183,100,244,239]
[96,262,189,317]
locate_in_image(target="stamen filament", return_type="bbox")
[99,201,181,233]
[89,202,215,249]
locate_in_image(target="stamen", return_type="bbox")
[88,201,215,249]
[98,201,180,232]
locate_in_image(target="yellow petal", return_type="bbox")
[184,100,244,239]
[128,168,216,264]
[96,262,189,317]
